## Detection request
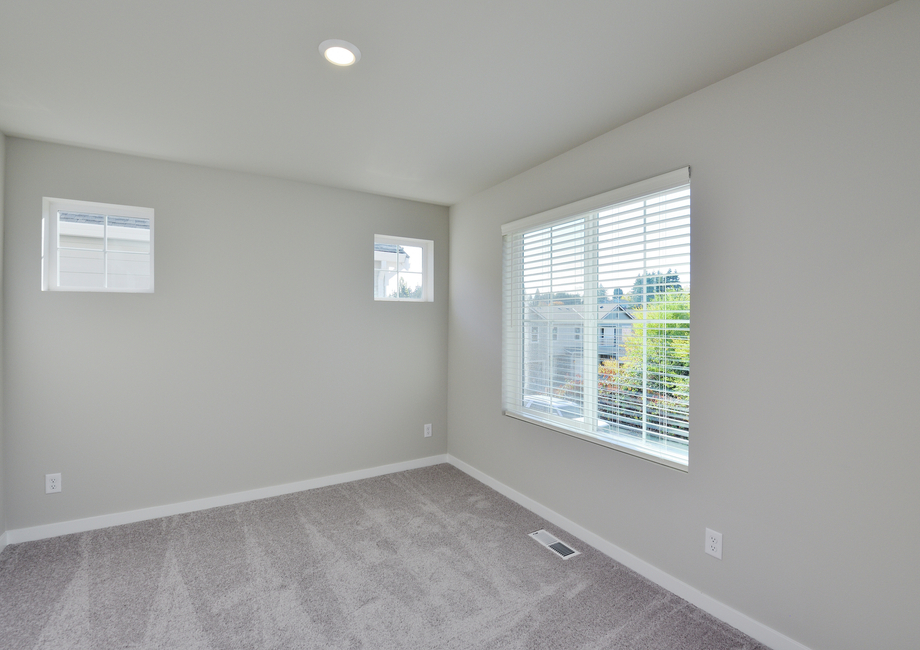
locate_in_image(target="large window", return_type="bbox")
[502,168,690,468]
[42,198,154,293]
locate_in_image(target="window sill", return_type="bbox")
[503,410,688,472]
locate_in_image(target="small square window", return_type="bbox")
[42,198,154,293]
[374,235,433,301]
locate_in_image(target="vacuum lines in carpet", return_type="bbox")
[0,464,770,649]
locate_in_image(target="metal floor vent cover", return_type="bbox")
[529,529,581,559]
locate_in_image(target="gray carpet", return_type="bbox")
[0,464,770,649]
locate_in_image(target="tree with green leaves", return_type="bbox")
[627,270,682,304]
[598,288,689,441]
[390,277,423,299]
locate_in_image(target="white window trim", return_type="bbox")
[42,197,155,293]
[501,168,690,236]
[374,234,434,302]
[502,168,690,471]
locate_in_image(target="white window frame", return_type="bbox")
[374,234,434,302]
[42,197,155,293]
[502,168,690,470]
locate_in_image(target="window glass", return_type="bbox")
[374,236,433,302]
[502,169,689,468]
[43,199,154,293]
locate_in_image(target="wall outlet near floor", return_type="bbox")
[46,473,62,494]
[705,528,722,559]
[424,423,432,437]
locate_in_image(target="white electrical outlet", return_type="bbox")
[46,473,62,494]
[424,423,432,437]
[705,528,722,559]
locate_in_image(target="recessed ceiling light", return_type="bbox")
[319,39,361,66]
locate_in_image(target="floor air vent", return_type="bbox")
[529,529,581,559]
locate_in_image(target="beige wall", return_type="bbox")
[447,3,919,650]
[3,138,448,530]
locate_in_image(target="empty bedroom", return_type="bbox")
[0,2,916,649]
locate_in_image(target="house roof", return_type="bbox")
[374,244,407,256]
[527,301,636,322]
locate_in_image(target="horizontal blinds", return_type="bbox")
[502,169,690,468]
[502,167,689,236]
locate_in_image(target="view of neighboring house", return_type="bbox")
[374,240,427,299]
[373,243,409,298]
[523,298,635,404]
[56,211,152,291]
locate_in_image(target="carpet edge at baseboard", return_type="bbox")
[3,454,450,546]
[3,452,810,650]
[445,453,811,650]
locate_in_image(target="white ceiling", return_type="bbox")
[0,0,896,205]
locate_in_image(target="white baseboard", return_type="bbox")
[5,454,449,545]
[446,454,810,650]
[3,452,807,650]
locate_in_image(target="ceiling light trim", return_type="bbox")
[319,39,361,66]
